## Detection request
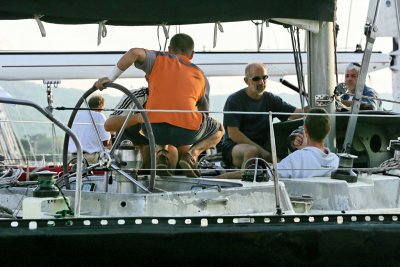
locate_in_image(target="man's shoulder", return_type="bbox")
[75,110,105,120]
[263,91,281,100]
[278,150,300,168]
[287,148,308,158]
[263,91,295,111]
[93,111,107,120]
[223,89,247,112]
[363,85,378,95]
[284,147,317,162]
[227,88,246,99]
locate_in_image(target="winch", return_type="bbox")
[114,140,143,193]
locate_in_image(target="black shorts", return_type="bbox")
[143,115,222,147]
[117,124,149,146]
[220,138,271,167]
[220,138,236,166]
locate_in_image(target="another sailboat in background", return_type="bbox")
[0,86,25,165]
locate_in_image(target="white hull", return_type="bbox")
[2,173,400,218]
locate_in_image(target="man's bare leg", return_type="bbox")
[156,145,178,176]
[188,129,224,160]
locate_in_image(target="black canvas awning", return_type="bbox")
[0,0,336,26]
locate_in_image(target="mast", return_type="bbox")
[391,0,400,112]
[307,21,336,151]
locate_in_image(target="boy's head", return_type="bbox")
[304,108,330,142]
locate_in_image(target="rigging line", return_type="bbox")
[55,107,116,112]
[2,109,400,118]
[395,0,400,41]
[251,20,263,51]
[0,106,25,166]
[9,110,28,166]
[345,0,353,50]
[157,23,170,52]
[34,15,46,37]
[259,20,264,51]
[51,124,59,165]
[45,81,60,165]
[291,28,304,105]
[82,98,106,153]
[289,26,308,111]
[341,93,400,105]
[213,21,224,48]
[163,25,170,52]
[99,163,397,174]
[295,27,309,106]
[0,120,71,124]
[268,112,281,215]
[334,22,340,85]
[97,20,108,46]
[157,25,162,51]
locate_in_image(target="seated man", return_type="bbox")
[278,108,339,178]
[68,95,111,164]
[221,62,308,169]
[216,108,339,180]
[340,62,381,110]
[95,33,224,178]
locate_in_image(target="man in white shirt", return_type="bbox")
[68,95,111,164]
[278,108,339,178]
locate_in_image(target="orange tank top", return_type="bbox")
[145,53,206,130]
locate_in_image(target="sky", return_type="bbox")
[0,0,396,96]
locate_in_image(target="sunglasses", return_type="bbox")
[249,75,268,82]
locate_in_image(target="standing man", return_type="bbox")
[95,33,224,177]
[221,62,307,169]
[340,62,381,110]
[68,95,111,164]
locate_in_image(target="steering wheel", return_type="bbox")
[62,83,156,192]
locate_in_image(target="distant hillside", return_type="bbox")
[0,81,120,135]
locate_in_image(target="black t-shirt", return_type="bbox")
[222,88,296,147]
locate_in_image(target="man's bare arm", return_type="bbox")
[104,114,143,132]
[94,48,147,90]
[289,106,310,120]
[228,126,271,158]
